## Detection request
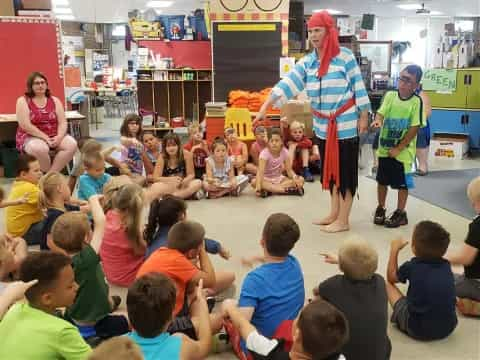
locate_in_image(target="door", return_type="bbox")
[465,111,480,148]
[429,109,468,136]
[425,69,468,109]
[466,69,480,109]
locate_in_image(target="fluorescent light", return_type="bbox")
[53,7,72,14]
[418,10,443,15]
[313,9,342,15]
[146,1,173,8]
[154,9,163,15]
[52,0,69,5]
[56,14,75,20]
[397,4,422,10]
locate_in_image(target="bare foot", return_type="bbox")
[320,221,350,233]
[313,215,338,226]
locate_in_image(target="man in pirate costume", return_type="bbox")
[255,11,370,233]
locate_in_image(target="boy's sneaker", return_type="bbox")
[373,206,386,225]
[303,168,314,182]
[285,187,304,196]
[384,209,408,228]
[194,189,206,200]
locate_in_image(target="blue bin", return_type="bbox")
[161,15,185,40]
[188,15,209,40]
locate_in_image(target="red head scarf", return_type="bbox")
[307,11,340,78]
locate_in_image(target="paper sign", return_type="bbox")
[280,57,295,78]
[422,69,457,92]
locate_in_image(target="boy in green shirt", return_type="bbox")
[0,252,91,359]
[372,65,423,228]
[52,195,129,340]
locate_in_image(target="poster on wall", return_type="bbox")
[422,69,457,92]
[279,57,295,78]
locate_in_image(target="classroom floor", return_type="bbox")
[1,124,479,360]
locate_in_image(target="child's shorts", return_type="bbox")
[376,157,414,190]
[391,296,414,336]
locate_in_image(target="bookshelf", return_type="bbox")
[137,69,212,125]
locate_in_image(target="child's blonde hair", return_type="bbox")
[0,235,13,272]
[78,138,102,154]
[290,121,305,131]
[338,237,378,281]
[38,172,66,210]
[188,122,202,135]
[82,151,104,169]
[112,183,145,253]
[88,336,143,360]
[51,212,90,254]
[467,176,480,203]
[103,176,133,213]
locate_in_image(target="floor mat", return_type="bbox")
[367,168,480,219]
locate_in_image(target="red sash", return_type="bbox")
[312,97,356,190]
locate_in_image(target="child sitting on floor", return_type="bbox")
[5,154,44,245]
[316,238,391,360]
[203,137,250,199]
[100,183,146,288]
[137,220,230,336]
[386,220,457,340]
[38,172,88,250]
[128,274,212,360]
[142,131,161,183]
[78,151,112,201]
[225,127,248,176]
[144,195,231,260]
[153,133,204,200]
[246,126,268,175]
[0,252,91,359]
[253,127,304,198]
[281,119,314,182]
[52,195,129,341]
[238,213,305,342]
[223,298,348,360]
[183,122,210,180]
[446,176,480,303]
[120,114,146,185]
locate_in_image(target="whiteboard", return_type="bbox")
[359,42,392,74]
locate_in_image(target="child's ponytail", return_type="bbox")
[38,172,65,210]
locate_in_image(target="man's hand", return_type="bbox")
[219,246,231,260]
[388,147,401,158]
[391,238,409,253]
[371,119,382,129]
[2,280,38,302]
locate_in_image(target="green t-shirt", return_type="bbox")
[65,245,111,323]
[0,303,91,360]
[376,91,422,169]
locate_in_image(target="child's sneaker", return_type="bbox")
[234,175,250,196]
[259,190,272,198]
[384,209,408,228]
[285,187,304,196]
[194,189,206,200]
[303,167,314,182]
[373,206,386,225]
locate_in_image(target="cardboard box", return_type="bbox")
[430,133,469,160]
[280,100,313,138]
[21,0,51,10]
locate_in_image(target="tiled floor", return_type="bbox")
[1,124,479,359]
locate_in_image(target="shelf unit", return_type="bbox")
[136,69,212,124]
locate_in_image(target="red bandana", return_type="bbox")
[307,12,340,78]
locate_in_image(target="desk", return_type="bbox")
[0,111,87,142]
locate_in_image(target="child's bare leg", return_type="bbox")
[245,163,257,175]
[288,144,296,167]
[211,271,235,295]
[68,176,77,194]
[191,313,224,335]
[385,281,405,307]
[236,165,245,176]
[312,145,320,161]
[260,180,287,194]
[130,174,146,187]
[174,179,202,199]
[144,182,175,203]
[313,187,340,225]
[301,148,309,167]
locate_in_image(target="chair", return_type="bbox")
[224,108,255,142]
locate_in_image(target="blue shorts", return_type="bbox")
[416,122,431,149]
[376,157,414,190]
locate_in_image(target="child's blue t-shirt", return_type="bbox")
[238,255,305,338]
[128,331,181,360]
[397,257,457,340]
[77,173,111,200]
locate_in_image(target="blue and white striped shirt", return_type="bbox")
[271,47,371,140]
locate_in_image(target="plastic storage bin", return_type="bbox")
[160,15,185,40]
[188,13,208,40]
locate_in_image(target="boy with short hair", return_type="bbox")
[223,299,349,360]
[0,252,92,359]
[386,220,457,340]
[183,122,210,179]
[78,151,112,200]
[446,176,480,303]
[239,213,305,340]
[127,273,212,360]
[372,64,423,228]
[317,238,391,360]
[51,195,129,340]
[5,153,44,244]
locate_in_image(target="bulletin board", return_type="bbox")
[0,17,65,114]
[212,22,282,101]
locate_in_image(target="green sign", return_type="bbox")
[421,69,457,92]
